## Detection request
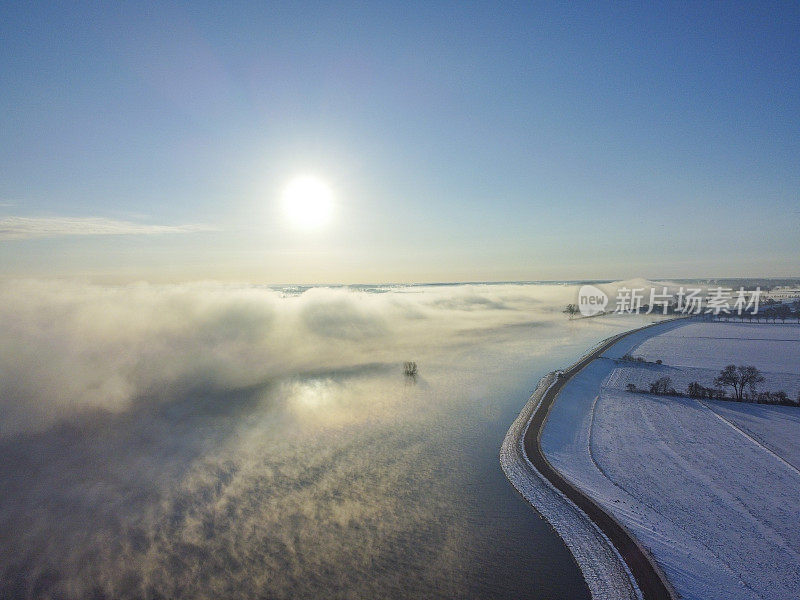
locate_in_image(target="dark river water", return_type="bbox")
[0,282,654,599]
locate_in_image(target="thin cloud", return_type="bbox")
[0,216,214,240]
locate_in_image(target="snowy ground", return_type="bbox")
[542,320,800,600]
[630,321,800,377]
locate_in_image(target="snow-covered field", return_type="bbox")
[631,322,800,373]
[542,320,800,600]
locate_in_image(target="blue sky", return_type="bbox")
[1,2,798,282]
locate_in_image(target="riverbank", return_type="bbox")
[501,320,677,600]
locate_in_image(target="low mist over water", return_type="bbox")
[0,281,654,599]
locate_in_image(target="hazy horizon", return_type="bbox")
[1,275,798,288]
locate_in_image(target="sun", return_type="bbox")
[282,175,334,230]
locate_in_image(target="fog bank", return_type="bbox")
[0,280,573,437]
[1,280,636,600]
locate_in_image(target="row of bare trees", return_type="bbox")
[712,300,800,323]
[627,365,799,407]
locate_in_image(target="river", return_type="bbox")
[0,281,656,599]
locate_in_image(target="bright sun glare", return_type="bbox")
[282,175,334,230]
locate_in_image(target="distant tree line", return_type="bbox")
[711,299,800,323]
[563,298,800,321]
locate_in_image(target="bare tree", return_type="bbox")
[776,304,792,323]
[403,361,418,377]
[687,381,703,398]
[714,365,740,400]
[714,365,764,401]
[741,366,765,399]
[563,304,579,319]
[774,391,789,404]
[649,376,673,395]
